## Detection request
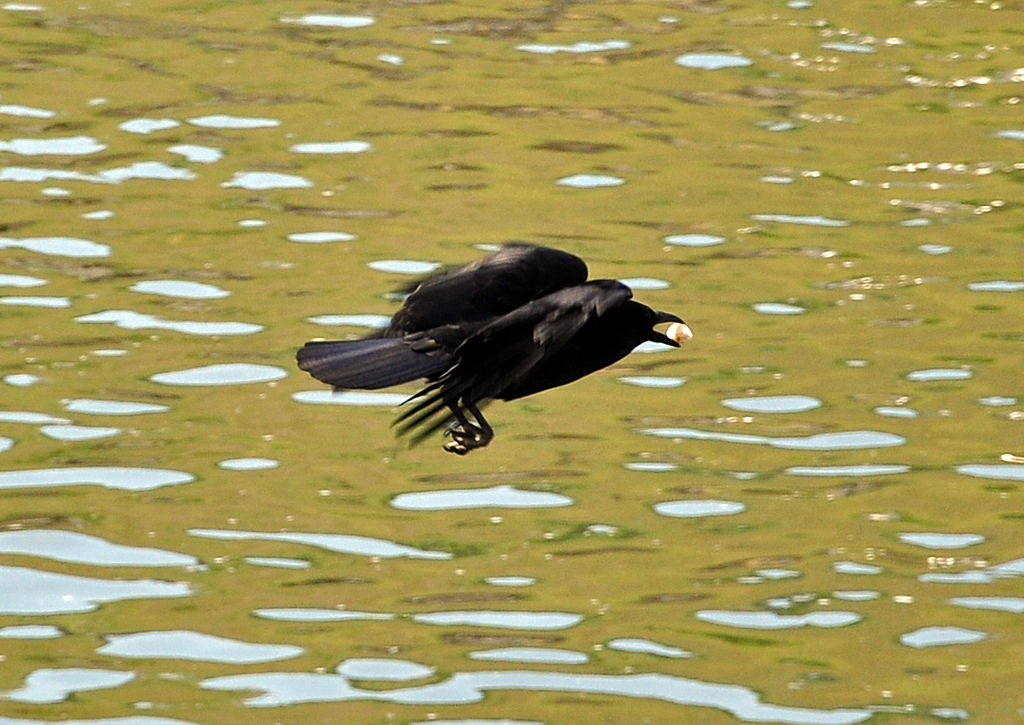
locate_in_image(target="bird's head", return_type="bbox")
[649,310,693,347]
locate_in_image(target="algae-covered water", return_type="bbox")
[1,0,1023,722]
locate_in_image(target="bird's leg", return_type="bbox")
[443,402,494,455]
[443,406,481,455]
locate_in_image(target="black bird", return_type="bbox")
[297,245,692,454]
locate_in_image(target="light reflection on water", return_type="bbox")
[292,390,408,406]
[469,647,588,664]
[0,467,194,491]
[221,171,312,190]
[219,457,279,470]
[695,610,862,629]
[607,638,690,658]
[517,40,630,54]
[288,231,357,244]
[280,14,375,27]
[254,608,394,622]
[306,313,389,327]
[641,427,905,450]
[63,399,169,415]
[199,668,870,724]
[720,395,821,413]
[97,631,303,663]
[150,364,287,386]
[0,530,198,567]
[675,53,752,70]
[411,611,583,629]
[129,280,230,299]
[368,259,442,275]
[40,424,120,441]
[0,236,110,257]
[0,295,70,307]
[0,624,64,638]
[391,485,573,510]
[900,626,988,649]
[187,528,452,560]
[4,668,135,704]
[654,500,745,518]
[0,565,191,615]
[898,533,984,550]
[1,2,1022,721]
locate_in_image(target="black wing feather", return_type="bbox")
[388,245,588,334]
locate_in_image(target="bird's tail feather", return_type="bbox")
[296,338,449,390]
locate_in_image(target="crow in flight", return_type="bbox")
[297,245,692,454]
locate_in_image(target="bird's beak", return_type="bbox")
[650,311,693,347]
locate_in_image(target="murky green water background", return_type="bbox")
[2,0,1023,722]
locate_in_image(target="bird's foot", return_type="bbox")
[443,425,491,455]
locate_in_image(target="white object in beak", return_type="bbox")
[667,322,694,345]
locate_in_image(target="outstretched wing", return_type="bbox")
[388,244,589,334]
[394,280,633,443]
